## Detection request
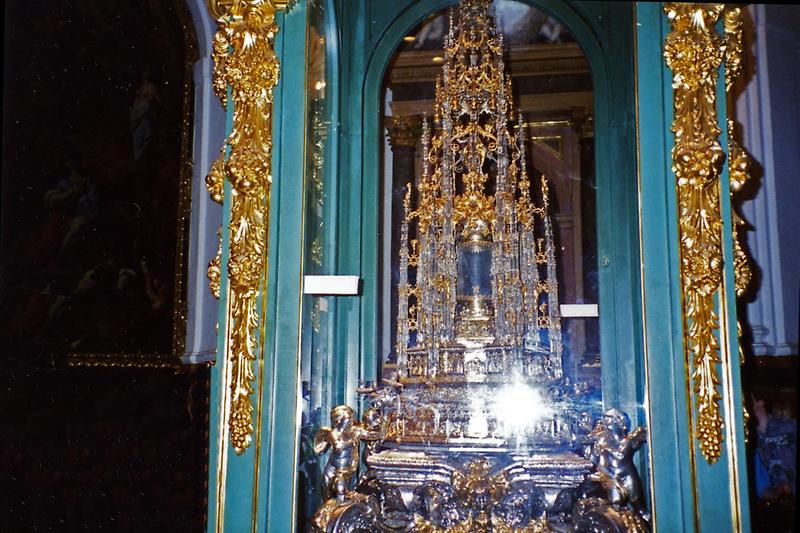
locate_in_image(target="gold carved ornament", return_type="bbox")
[722,7,752,307]
[385,115,422,149]
[206,0,282,455]
[723,6,754,441]
[664,3,727,463]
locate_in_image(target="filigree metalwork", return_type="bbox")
[664,3,726,464]
[386,115,422,148]
[207,0,281,454]
[309,97,328,267]
[397,0,562,396]
[311,405,648,532]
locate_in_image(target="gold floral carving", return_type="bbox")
[207,0,281,455]
[723,6,754,442]
[413,516,473,533]
[664,3,726,463]
[723,7,753,299]
[206,161,224,301]
[723,7,743,94]
[208,226,223,300]
[206,156,225,205]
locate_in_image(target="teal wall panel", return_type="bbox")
[262,4,310,531]
[635,5,700,530]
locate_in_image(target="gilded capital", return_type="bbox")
[385,115,422,149]
[571,106,594,140]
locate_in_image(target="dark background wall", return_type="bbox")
[0,3,211,530]
[0,364,209,532]
[736,6,799,532]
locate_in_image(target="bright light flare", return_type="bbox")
[491,383,553,437]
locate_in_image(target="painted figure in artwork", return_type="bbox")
[130,70,161,161]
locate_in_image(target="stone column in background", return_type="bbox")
[385,115,421,363]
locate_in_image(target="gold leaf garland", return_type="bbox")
[207,0,281,455]
[206,160,224,301]
[664,3,726,463]
[208,226,223,300]
[723,7,744,94]
[723,7,753,299]
[723,6,754,441]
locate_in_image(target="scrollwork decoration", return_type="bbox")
[663,3,727,463]
[206,0,282,455]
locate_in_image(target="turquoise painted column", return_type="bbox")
[205,2,309,532]
[635,3,751,531]
[261,3,309,530]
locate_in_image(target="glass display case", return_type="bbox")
[303,2,647,531]
[204,2,753,532]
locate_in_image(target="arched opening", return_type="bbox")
[291,0,653,529]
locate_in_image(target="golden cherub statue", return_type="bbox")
[585,408,647,516]
[314,405,381,502]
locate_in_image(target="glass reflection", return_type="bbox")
[297,1,335,529]
[380,0,600,452]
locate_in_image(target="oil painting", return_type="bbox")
[1,0,195,364]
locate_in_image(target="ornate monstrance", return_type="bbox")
[390,0,563,446]
[311,2,649,531]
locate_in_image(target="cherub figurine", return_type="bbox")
[314,405,381,502]
[585,408,647,516]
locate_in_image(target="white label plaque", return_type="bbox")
[303,275,360,295]
[559,304,599,318]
